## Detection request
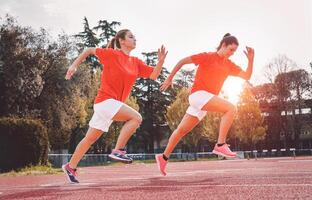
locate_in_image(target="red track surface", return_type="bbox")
[0,157,312,200]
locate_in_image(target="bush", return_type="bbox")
[0,117,49,172]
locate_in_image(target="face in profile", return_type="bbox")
[223,43,238,58]
[120,31,136,50]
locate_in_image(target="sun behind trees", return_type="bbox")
[235,84,267,150]
[166,85,267,152]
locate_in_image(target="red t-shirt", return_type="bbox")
[94,48,154,103]
[190,52,242,95]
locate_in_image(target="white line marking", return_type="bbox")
[37,183,312,189]
[2,182,312,191]
[278,160,312,163]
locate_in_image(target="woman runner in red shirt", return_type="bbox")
[156,33,254,176]
[62,29,167,183]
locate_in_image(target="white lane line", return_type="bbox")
[40,182,98,187]
[1,183,312,192]
[39,183,67,187]
[279,160,312,163]
[58,183,312,189]
[34,183,312,188]
[3,173,312,191]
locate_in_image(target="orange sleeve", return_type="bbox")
[191,53,208,65]
[136,58,154,78]
[95,48,113,64]
[228,60,243,76]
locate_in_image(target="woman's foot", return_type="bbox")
[62,163,79,184]
[212,143,236,158]
[155,154,168,176]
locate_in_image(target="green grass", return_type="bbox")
[0,164,62,177]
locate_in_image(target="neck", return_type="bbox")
[217,49,229,59]
[120,46,131,55]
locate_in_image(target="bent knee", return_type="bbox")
[132,114,143,125]
[225,103,236,113]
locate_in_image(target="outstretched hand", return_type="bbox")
[244,46,254,61]
[65,65,77,80]
[158,45,168,63]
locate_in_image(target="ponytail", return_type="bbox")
[106,29,130,49]
[107,37,117,49]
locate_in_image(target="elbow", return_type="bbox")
[240,71,252,81]
[242,74,250,81]
[84,48,95,56]
[245,74,252,81]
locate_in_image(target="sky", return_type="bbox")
[1,0,311,103]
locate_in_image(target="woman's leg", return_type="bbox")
[163,113,200,158]
[69,127,103,169]
[156,113,200,176]
[201,96,236,144]
[68,103,142,169]
[112,104,142,150]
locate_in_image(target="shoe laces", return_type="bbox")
[114,149,127,155]
[68,165,78,176]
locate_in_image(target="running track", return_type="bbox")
[0,157,312,200]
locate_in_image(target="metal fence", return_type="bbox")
[48,148,312,168]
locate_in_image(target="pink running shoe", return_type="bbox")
[155,154,167,176]
[212,144,237,158]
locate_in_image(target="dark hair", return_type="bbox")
[217,33,239,51]
[107,29,130,49]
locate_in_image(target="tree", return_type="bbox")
[174,69,195,89]
[74,17,101,70]
[263,54,297,83]
[166,88,204,153]
[0,15,100,150]
[235,86,267,150]
[131,52,176,152]
[0,15,50,117]
[200,112,223,144]
[75,17,99,48]
[260,55,298,148]
[38,32,101,149]
[251,84,282,149]
[251,83,276,104]
[93,20,121,48]
[276,69,311,148]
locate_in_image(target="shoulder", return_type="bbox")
[193,52,214,58]
[131,56,144,64]
[96,48,118,56]
[226,58,235,65]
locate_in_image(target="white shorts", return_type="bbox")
[186,90,215,120]
[89,99,124,132]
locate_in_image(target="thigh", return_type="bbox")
[112,104,141,122]
[201,96,235,113]
[176,113,201,133]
